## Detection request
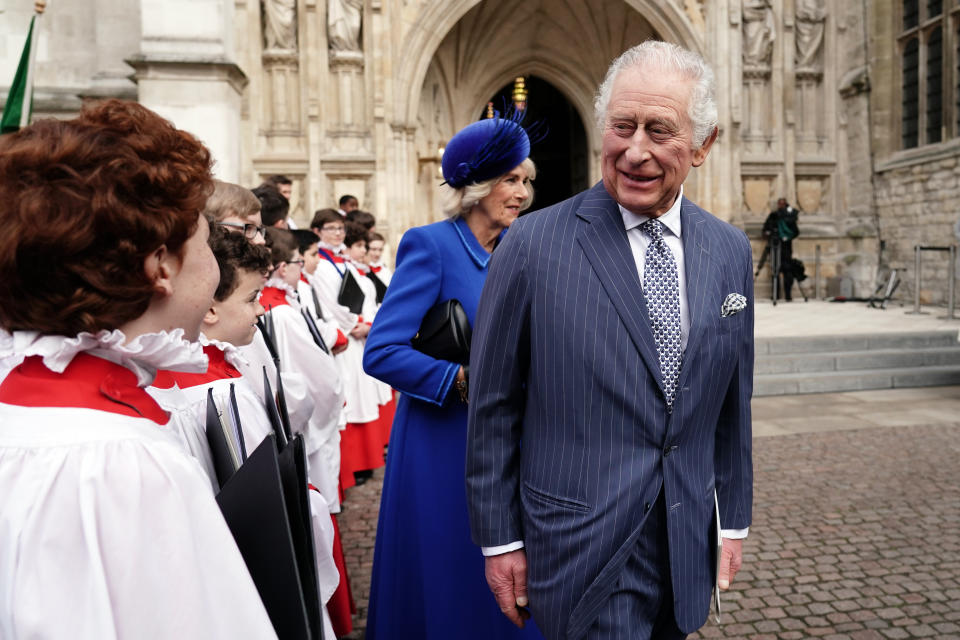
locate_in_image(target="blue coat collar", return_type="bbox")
[452,216,504,269]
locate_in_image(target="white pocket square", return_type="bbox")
[720,293,747,317]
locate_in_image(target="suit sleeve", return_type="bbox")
[714,229,754,530]
[465,224,531,548]
[362,226,460,405]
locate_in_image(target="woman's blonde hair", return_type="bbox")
[440,157,537,218]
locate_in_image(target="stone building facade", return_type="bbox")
[2,0,959,303]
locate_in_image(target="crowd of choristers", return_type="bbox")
[152,179,395,638]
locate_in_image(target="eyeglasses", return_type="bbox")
[218,221,265,239]
[321,225,345,233]
[287,260,305,267]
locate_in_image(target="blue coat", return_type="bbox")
[466,183,754,639]
[363,215,542,639]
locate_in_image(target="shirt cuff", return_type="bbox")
[481,541,525,556]
[721,527,749,539]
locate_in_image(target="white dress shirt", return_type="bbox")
[482,188,746,557]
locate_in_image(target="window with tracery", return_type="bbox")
[899,0,960,148]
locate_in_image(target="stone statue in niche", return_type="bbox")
[795,0,826,71]
[262,0,297,51]
[328,0,363,52]
[742,0,775,68]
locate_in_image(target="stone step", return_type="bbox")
[755,346,960,374]
[755,330,959,355]
[753,364,960,396]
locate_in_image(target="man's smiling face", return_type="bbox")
[600,64,715,218]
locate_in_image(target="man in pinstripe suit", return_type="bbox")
[466,41,753,640]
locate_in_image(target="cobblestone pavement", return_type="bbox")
[337,390,960,639]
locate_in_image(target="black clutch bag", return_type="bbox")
[338,269,365,314]
[411,299,471,365]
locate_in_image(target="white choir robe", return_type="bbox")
[0,404,278,640]
[260,281,344,514]
[148,344,341,637]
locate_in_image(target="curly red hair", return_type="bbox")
[0,99,213,334]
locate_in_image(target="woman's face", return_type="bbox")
[209,268,265,346]
[168,217,220,341]
[346,241,367,263]
[367,240,384,264]
[472,163,531,230]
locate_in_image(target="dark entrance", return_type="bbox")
[483,76,589,211]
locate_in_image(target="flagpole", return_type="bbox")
[19,1,47,128]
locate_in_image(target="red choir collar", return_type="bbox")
[0,353,169,424]
[369,265,382,273]
[260,286,291,310]
[318,247,346,263]
[159,344,242,389]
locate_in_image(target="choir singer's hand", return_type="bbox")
[485,550,531,628]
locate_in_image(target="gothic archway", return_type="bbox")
[484,76,589,210]
[405,0,700,226]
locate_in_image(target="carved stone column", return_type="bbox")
[129,0,247,181]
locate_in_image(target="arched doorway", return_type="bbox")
[483,76,589,211]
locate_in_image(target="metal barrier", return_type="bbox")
[905,245,957,319]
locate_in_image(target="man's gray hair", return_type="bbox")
[593,40,718,148]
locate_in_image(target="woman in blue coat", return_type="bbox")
[362,114,542,639]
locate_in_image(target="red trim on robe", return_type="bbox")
[163,345,241,388]
[0,353,169,424]
[327,513,356,636]
[259,286,290,311]
[317,248,346,264]
[333,330,348,350]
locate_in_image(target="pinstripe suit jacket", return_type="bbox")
[466,182,754,639]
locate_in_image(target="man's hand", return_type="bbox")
[484,550,531,628]
[718,537,743,590]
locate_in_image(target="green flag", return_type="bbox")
[1,16,37,133]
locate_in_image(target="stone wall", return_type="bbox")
[874,152,960,306]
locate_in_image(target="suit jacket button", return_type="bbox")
[663,445,677,457]
[644,502,651,512]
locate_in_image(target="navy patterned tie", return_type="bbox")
[640,219,682,405]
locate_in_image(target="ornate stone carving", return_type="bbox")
[742,0,774,69]
[262,0,297,51]
[795,0,826,72]
[328,0,363,52]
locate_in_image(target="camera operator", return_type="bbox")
[762,198,800,301]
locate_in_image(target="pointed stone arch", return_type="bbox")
[394,0,703,130]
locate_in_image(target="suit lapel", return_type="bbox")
[574,184,665,394]
[678,197,714,390]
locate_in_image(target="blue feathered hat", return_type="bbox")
[441,110,539,189]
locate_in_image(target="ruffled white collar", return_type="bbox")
[0,328,207,387]
[350,260,369,274]
[264,277,301,310]
[319,241,345,254]
[199,333,249,370]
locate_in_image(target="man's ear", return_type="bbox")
[203,305,219,328]
[691,126,719,167]
[146,244,177,296]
